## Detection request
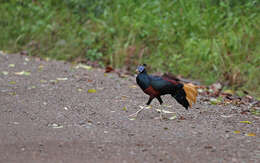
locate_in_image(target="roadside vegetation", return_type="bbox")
[0,0,259,96]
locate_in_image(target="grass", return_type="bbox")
[0,0,259,97]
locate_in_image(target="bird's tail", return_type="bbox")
[183,83,198,107]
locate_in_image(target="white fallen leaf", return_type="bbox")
[49,79,58,83]
[128,117,136,120]
[221,115,233,118]
[38,65,44,71]
[15,71,31,76]
[56,77,68,81]
[64,107,68,110]
[155,109,175,114]
[2,71,8,75]
[25,57,30,62]
[51,123,63,129]
[75,64,92,70]
[197,89,204,93]
[8,64,15,68]
[169,114,177,120]
[40,79,47,83]
[28,85,36,89]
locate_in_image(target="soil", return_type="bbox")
[0,53,259,163]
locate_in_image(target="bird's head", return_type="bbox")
[136,64,146,73]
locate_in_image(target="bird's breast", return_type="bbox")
[144,86,160,97]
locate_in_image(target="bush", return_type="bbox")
[0,0,259,96]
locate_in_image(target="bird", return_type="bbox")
[133,64,198,120]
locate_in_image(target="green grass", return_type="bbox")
[0,0,259,97]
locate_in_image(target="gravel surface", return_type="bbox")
[0,53,259,163]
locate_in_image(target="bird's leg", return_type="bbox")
[146,96,154,105]
[156,96,164,120]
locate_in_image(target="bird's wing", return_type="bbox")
[149,75,177,91]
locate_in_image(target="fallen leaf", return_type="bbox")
[240,121,252,124]
[28,85,36,89]
[105,66,114,73]
[210,98,221,105]
[2,71,8,75]
[245,133,256,136]
[24,57,30,62]
[204,145,213,149]
[104,73,108,77]
[40,79,47,83]
[64,107,68,110]
[38,65,44,71]
[15,71,31,76]
[77,88,83,92]
[179,116,186,120]
[169,114,177,120]
[197,89,204,93]
[250,108,260,116]
[87,89,97,93]
[8,92,16,95]
[49,79,58,84]
[50,123,63,129]
[130,85,137,88]
[122,107,127,111]
[56,77,68,81]
[8,81,16,84]
[128,117,136,120]
[8,64,15,68]
[223,89,234,95]
[75,64,92,70]
[121,96,128,100]
[233,130,241,134]
[221,115,233,118]
[155,109,174,114]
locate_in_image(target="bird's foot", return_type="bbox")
[160,111,165,121]
[128,105,151,118]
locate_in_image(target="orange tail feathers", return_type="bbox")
[183,83,198,107]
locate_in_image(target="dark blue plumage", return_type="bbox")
[136,65,190,109]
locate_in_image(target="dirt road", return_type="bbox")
[0,52,259,163]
